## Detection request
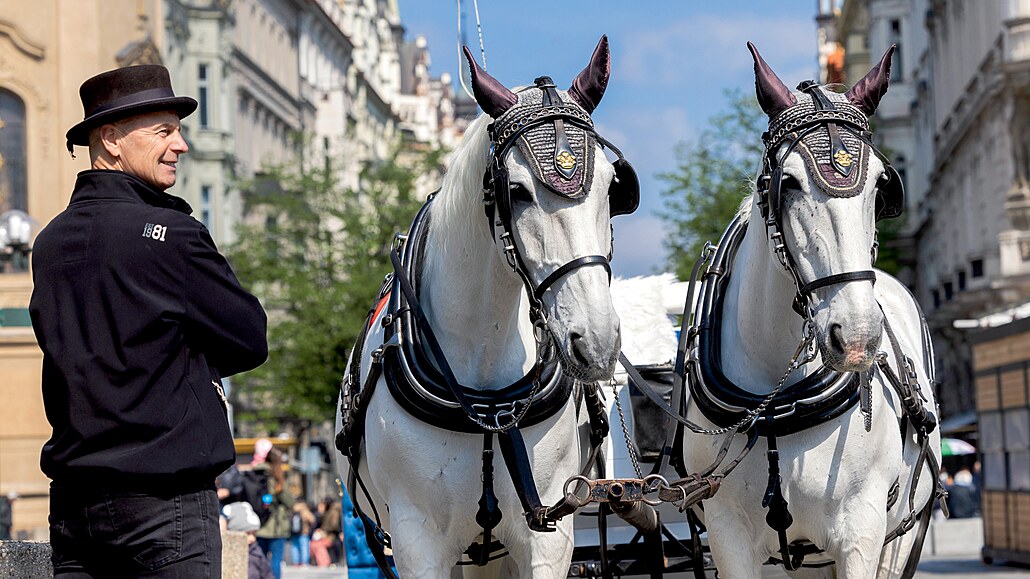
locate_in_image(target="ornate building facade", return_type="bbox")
[824,0,1030,424]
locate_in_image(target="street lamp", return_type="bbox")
[0,209,35,273]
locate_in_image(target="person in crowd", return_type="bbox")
[217,463,246,507]
[289,498,316,566]
[254,444,295,579]
[29,64,268,576]
[224,501,274,579]
[947,466,980,518]
[320,497,344,564]
[309,500,332,567]
[0,492,16,540]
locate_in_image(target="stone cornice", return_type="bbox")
[0,19,45,60]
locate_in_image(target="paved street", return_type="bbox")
[282,516,1030,578]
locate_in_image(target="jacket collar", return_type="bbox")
[71,170,193,215]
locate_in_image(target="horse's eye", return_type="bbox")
[509,183,533,202]
[781,176,802,192]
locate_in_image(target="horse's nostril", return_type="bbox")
[569,332,591,365]
[829,324,846,353]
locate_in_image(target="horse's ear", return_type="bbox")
[845,45,895,116]
[569,35,610,114]
[748,41,796,119]
[463,45,517,118]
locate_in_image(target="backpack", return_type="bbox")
[240,469,273,526]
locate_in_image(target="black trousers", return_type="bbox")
[49,486,221,578]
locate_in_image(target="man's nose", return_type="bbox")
[172,130,189,154]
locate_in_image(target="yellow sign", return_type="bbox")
[556,151,577,170]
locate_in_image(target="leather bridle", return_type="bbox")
[482,77,638,324]
[755,81,905,318]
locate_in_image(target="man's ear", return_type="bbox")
[98,124,122,158]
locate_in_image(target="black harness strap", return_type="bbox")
[658,245,711,479]
[761,434,799,571]
[389,248,483,420]
[497,426,554,532]
[534,255,611,302]
[473,432,503,565]
[799,270,876,296]
[347,461,399,579]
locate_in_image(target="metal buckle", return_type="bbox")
[499,232,518,270]
[391,233,408,252]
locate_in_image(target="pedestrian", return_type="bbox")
[947,467,979,518]
[309,528,333,567]
[288,499,316,566]
[254,445,295,579]
[217,463,246,507]
[320,497,344,565]
[29,64,268,577]
[0,492,16,540]
[223,501,274,579]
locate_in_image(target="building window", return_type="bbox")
[0,89,27,215]
[932,289,941,309]
[888,19,903,82]
[200,185,212,230]
[198,64,209,128]
[957,270,966,291]
[893,155,907,196]
[943,281,954,301]
[971,258,984,278]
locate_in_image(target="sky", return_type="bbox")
[396,1,820,277]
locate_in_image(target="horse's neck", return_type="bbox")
[719,210,814,391]
[420,218,536,389]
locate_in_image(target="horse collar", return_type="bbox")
[685,214,861,437]
[379,197,576,433]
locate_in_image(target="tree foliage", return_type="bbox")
[658,89,765,279]
[228,143,445,423]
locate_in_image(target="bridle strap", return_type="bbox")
[798,270,876,296]
[533,255,611,302]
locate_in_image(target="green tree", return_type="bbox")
[228,142,445,423]
[658,89,765,279]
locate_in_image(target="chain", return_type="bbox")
[611,378,643,478]
[493,105,593,147]
[766,107,868,148]
[687,318,818,436]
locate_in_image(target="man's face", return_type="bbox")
[109,111,189,191]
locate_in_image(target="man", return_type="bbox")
[29,65,268,577]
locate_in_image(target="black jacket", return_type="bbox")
[29,170,268,492]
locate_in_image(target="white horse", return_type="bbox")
[680,44,942,578]
[336,37,632,578]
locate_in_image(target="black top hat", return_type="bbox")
[66,65,197,151]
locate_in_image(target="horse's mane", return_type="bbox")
[424,114,493,266]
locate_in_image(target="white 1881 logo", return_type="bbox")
[142,223,167,242]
